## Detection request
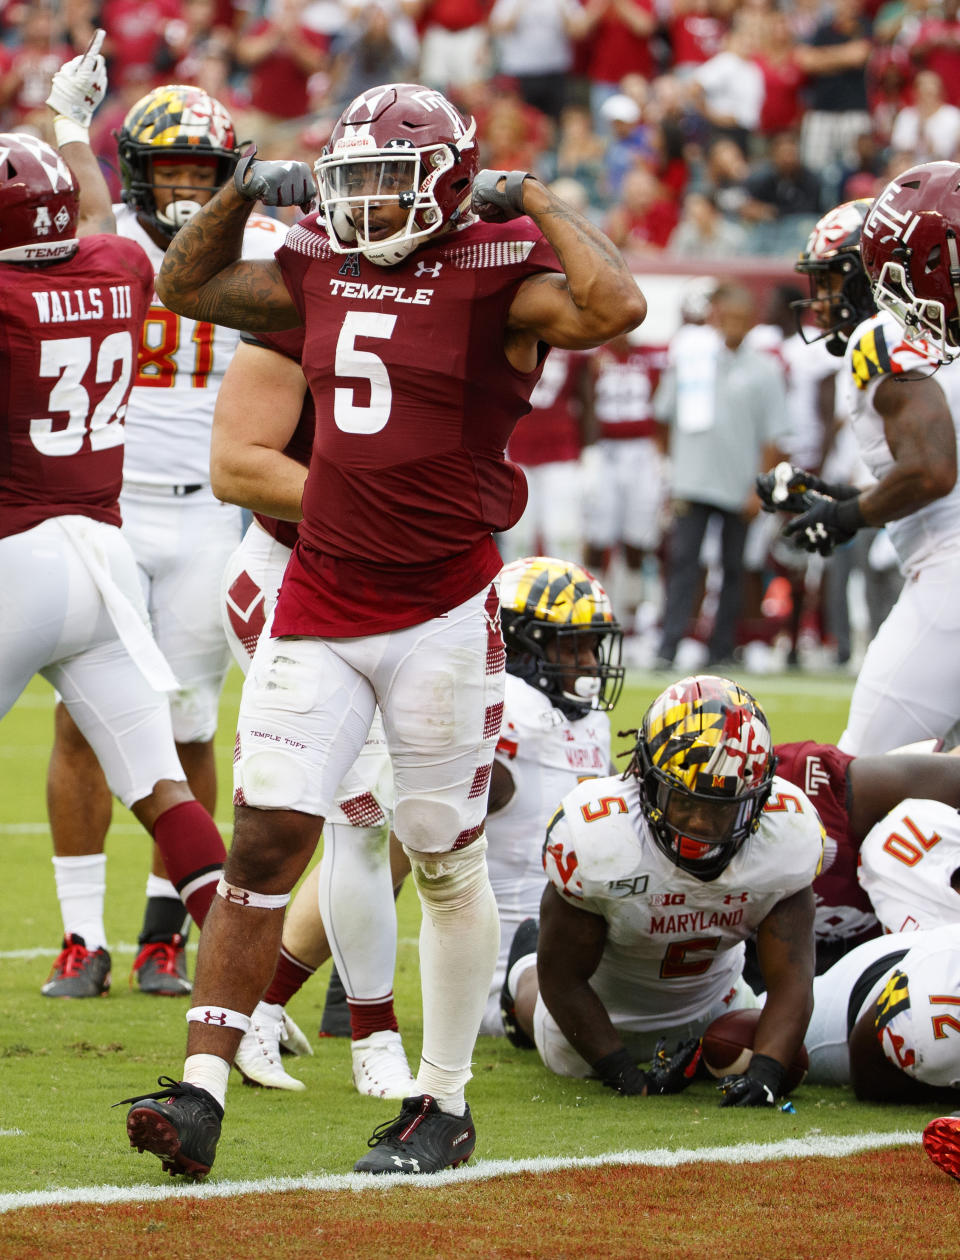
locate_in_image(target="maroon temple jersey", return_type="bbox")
[0,234,153,539]
[271,215,563,638]
[774,740,880,951]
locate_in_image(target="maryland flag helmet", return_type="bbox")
[114,85,241,238]
[793,199,876,356]
[631,675,776,881]
[499,556,624,719]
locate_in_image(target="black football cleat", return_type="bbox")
[499,916,539,1049]
[353,1094,475,1174]
[118,1076,223,1179]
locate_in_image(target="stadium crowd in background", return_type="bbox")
[0,0,957,256]
[4,0,958,673]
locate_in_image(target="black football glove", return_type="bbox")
[717,1053,785,1108]
[644,1037,703,1095]
[593,1046,648,1096]
[756,463,860,515]
[234,147,316,210]
[471,168,535,222]
[781,492,864,557]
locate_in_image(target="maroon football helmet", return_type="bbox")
[314,83,478,266]
[0,132,79,264]
[861,161,960,362]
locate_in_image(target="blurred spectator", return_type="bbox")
[689,14,764,154]
[667,0,730,77]
[407,0,492,95]
[101,0,183,88]
[741,130,822,229]
[572,0,659,124]
[654,283,788,669]
[905,0,960,107]
[866,44,913,145]
[889,69,960,162]
[604,165,678,258]
[479,89,549,172]
[697,134,751,220]
[599,90,655,199]
[499,348,594,565]
[838,130,888,201]
[0,4,73,132]
[795,0,873,186]
[234,0,331,125]
[488,0,579,121]
[583,332,669,641]
[155,0,235,78]
[331,4,416,110]
[755,8,807,136]
[539,103,608,208]
[666,188,747,257]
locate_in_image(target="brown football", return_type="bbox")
[701,1008,808,1095]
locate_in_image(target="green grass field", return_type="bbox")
[0,667,933,1202]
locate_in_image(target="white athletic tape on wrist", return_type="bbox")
[216,877,291,909]
[186,1006,251,1033]
[53,115,90,147]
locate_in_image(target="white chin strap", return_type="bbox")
[330,204,417,267]
[157,199,204,231]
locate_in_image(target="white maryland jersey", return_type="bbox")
[543,773,823,1028]
[850,926,960,1088]
[486,674,611,916]
[114,205,288,485]
[858,798,960,933]
[838,311,960,575]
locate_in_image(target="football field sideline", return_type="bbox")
[0,1129,919,1215]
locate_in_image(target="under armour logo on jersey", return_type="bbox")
[338,254,361,277]
[33,206,52,235]
[414,260,443,278]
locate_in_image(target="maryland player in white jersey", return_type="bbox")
[857,797,960,933]
[482,556,621,1036]
[762,199,960,755]
[804,924,960,1103]
[44,85,285,997]
[514,675,823,1106]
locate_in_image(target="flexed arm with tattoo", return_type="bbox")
[471,170,648,369]
[155,152,313,331]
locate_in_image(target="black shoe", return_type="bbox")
[500,916,538,1049]
[354,1095,475,1174]
[118,1076,223,1179]
[132,934,192,996]
[318,964,351,1038]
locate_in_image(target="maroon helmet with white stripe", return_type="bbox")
[0,133,79,264]
[314,83,478,267]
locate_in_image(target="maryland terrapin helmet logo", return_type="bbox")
[114,84,242,238]
[499,556,624,718]
[793,198,877,356]
[631,675,776,881]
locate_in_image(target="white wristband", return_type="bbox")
[53,115,90,147]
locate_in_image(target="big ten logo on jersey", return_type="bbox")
[32,285,132,324]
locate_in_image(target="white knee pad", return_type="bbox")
[394,797,466,855]
[404,835,490,913]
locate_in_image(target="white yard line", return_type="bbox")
[0,1130,919,1214]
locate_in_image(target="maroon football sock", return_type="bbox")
[348,996,400,1039]
[151,800,225,929]
[263,946,315,1006]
